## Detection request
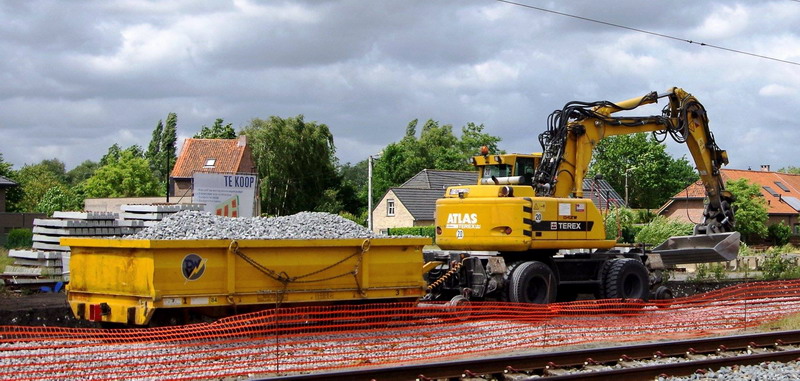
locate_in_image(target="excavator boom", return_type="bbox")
[534,87,735,237]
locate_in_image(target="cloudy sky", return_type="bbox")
[1,0,799,173]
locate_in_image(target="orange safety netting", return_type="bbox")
[2,280,800,380]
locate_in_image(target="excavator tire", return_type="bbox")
[505,261,557,304]
[596,259,615,299]
[602,258,649,301]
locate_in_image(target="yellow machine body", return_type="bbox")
[437,151,615,251]
[436,88,736,255]
[63,237,429,325]
[437,192,616,251]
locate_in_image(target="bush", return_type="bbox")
[5,228,33,249]
[768,221,792,246]
[36,185,83,216]
[634,216,694,246]
[693,263,728,281]
[761,252,800,280]
[604,207,636,242]
[339,211,367,227]
[386,226,435,240]
[0,248,12,274]
[634,209,656,224]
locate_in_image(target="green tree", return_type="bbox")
[37,159,67,183]
[194,118,236,139]
[768,221,792,246]
[418,119,462,170]
[373,142,415,205]
[15,161,67,213]
[458,122,502,157]
[338,160,368,215]
[162,112,178,167]
[100,143,123,166]
[144,114,178,192]
[242,115,340,216]
[634,215,694,246]
[83,149,161,198]
[778,166,800,175]
[726,178,768,242]
[588,133,697,209]
[604,207,636,242]
[36,185,83,215]
[372,119,502,204]
[0,153,23,212]
[145,120,164,175]
[66,160,100,186]
[0,153,13,178]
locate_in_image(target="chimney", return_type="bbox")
[237,135,247,147]
[761,164,770,172]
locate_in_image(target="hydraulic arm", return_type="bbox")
[533,87,734,234]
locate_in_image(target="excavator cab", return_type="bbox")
[472,152,541,186]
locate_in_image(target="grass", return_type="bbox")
[757,312,800,331]
[0,248,9,294]
[0,248,11,273]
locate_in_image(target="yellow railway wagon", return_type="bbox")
[62,237,430,326]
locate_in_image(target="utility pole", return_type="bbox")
[166,154,170,202]
[624,166,637,207]
[367,153,382,232]
[367,155,374,232]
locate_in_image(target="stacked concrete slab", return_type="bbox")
[2,204,205,287]
[120,203,204,226]
[2,211,145,286]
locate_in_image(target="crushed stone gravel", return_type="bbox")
[126,211,407,240]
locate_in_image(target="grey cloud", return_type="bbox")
[0,0,798,172]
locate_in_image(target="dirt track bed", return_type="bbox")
[0,293,94,327]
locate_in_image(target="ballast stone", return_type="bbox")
[126,211,410,240]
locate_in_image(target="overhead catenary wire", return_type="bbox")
[496,0,800,67]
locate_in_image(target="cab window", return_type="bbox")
[515,158,535,184]
[482,164,511,179]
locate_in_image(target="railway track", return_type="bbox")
[265,330,800,381]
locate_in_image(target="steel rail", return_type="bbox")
[544,348,800,380]
[258,329,800,380]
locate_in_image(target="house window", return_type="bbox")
[775,181,791,192]
[204,158,216,168]
[387,199,395,216]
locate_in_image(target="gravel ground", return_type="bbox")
[2,296,800,380]
[662,361,800,380]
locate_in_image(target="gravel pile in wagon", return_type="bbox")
[127,210,398,240]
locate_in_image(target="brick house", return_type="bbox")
[373,170,476,233]
[169,135,256,198]
[372,169,625,233]
[659,167,800,235]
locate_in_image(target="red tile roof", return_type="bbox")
[669,168,800,215]
[171,136,249,178]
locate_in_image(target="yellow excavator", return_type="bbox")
[427,87,740,304]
